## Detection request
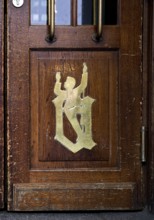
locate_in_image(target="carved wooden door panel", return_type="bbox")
[7,0,144,211]
[0,0,4,209]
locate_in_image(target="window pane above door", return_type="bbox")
[55,0,71,25]
[31,0,47,25]
[31,0,118,26]
[104,0,118,25]
[78,0,93,25]
[31,0,71,25]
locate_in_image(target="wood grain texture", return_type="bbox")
[30,51,118,167]
[7,0,143,211]
[13,183,137,211]
[0,0,4,209]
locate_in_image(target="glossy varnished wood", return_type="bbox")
[0,0,4,209]
[7,0,143,211]
[13,183,137,211]
[30,51,118,167]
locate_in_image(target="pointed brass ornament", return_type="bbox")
[52,63,96,153]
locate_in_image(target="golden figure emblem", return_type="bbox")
[52,63,96,153]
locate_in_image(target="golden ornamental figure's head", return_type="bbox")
[64,76,76,90]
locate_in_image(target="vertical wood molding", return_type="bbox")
[148,0,154,213]
[0,0,4,209]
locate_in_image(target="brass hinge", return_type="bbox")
[141,126,146,163]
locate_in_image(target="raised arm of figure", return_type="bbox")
[54,72,62,96]
[77,63,88,94]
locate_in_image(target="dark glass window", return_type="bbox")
[78,0,93,25]
[104,0,118,25]
[78,0,118,25]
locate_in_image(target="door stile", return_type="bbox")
[148,0,154,213]
[7,1,30,210]
[0,0,4,209]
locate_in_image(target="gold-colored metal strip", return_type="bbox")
[92,0,103,42]
[46,0,56,43]
[98,0,103,39]
[93,0,97,25]
[50,0,55,39]
[48,0,51,26]
[141,126,146,163]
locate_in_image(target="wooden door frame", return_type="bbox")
[147,0,154,213]
[0,0,4,209]
[3,0,154,212]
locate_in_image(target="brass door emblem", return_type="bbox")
[52,63,96,153]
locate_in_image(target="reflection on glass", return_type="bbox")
[31,0,47,25]
[31,0,71,25]
[55,0,71,25]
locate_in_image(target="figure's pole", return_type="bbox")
[80,63,88,132]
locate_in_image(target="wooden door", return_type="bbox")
[0,0,4,209]
[7,0,144,211]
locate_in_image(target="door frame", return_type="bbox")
[0,0,4,209]
[147,0,154,213]
[5,0,154,213]
[3,0,154,212]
